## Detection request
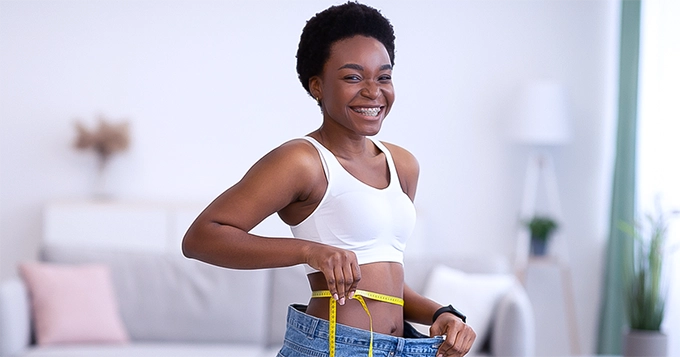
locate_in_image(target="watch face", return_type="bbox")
[433,305,467,323]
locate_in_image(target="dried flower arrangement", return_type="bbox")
[74,115,130,171]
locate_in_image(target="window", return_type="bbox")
[638,0,679,353]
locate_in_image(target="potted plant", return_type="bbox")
[525,216,558,256]
[620,206,677,357]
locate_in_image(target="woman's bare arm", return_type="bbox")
[182,139,361,299]
[183,140,322,267]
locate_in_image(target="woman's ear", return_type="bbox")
[309,76,322,100]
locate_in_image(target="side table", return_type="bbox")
[520,256,580,356]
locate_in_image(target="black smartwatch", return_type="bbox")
[432,304,466,323]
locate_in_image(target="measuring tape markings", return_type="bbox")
[311,290,404,357]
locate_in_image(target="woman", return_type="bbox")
[182,3,476,357]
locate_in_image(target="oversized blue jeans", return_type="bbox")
[277,305,444,357]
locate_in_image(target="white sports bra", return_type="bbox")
[290,136,417,273]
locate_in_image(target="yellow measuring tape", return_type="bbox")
[311,290,404,357]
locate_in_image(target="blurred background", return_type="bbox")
[1,0,677,356]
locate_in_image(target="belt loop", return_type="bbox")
[307,316,319,339]
[396,337,405,356]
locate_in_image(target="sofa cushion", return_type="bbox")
[20,343,275,357]
[41,245,270,345]
[0,279,32,356]
[421,264,516,354]
[267,265,311,347]
[490,284,535,357]
[19,262,129,345]
[403,254,511,293]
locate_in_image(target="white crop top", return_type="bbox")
[290,136,417,273]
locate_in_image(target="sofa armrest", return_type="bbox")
[489,284,535,357]
[0,278,31,357]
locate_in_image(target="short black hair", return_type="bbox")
[296,2,396,97]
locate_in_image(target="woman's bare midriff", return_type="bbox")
[306,261,405,337]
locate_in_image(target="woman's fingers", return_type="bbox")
[432,314,476,357]
[330,256,361,305]
[331,264,347,304]
[347,261,361,299]
[310,245,360,305]
[340,261,361,303]
[437,331,473,357]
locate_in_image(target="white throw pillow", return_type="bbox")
[422,265,516,354]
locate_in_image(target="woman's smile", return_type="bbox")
[351,106,383,117]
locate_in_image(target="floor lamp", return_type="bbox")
[510,80,580,354]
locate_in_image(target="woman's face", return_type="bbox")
[310,35,395,137]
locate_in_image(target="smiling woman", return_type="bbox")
[181,2,475,357]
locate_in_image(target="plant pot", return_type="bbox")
[623,329,667,357]
[530,237,547,256]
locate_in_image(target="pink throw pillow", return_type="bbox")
[19,262,130,345]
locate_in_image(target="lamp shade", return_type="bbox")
[510,81,571,146]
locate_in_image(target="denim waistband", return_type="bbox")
[285,304,443,355]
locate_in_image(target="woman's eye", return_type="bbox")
[379,75,392,81]
[344,75,361,81]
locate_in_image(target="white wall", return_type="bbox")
[0,0,619,354]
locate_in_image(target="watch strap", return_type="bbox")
[432,304,466,323]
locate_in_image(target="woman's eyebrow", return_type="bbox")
[338,63,393,71]
[338,63,363,71]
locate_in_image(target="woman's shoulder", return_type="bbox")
[274,137,319,160]
[239,137,326,206]
[260,137,323,174]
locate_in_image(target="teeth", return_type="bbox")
[353,107,381,116]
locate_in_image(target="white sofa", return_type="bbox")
[0,201,535,357]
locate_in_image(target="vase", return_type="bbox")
[93,161,113,200]
[530,237,547,256]
[623,330,667,357]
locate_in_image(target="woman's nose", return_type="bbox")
[361,81,380,99]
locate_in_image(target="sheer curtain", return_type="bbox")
[637,0,680,354]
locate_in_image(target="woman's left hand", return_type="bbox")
[430,313,476,357]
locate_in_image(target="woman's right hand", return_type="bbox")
[305,244,361,305]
